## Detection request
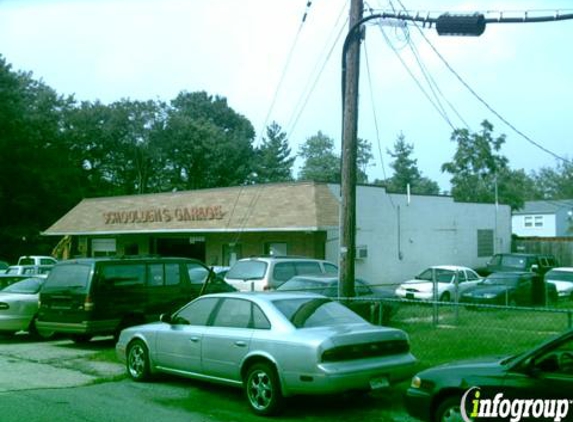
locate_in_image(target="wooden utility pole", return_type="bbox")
[339,0,363,298]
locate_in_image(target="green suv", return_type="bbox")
[37,256,233,343]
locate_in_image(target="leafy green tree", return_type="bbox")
[0,56,77,260]
[298,131,340,182]
[160,91,256,190]
[298,132,372,183]
[356,138,373,184]
[64,99,167,196]
[530,160,573,200]
[384,133,440,194]
[253,122,295,183]
[441,120,525,210]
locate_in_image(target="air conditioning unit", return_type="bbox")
[356,245,368,260]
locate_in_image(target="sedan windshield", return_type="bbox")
[277,279,327,294]
[546,271,573,282]
[2,277,44,294]
[416,268,455,283]
[482,275,518,287]
[272,297,364,328]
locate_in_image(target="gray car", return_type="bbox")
[0,276,53,339]
[116,291,417,415]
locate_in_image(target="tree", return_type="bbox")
[64,99,167,197]
[298,132,373,183]
[0,56,77,260]
[530,160,573,200]
[384,133,440,194]
[356,138,373,184]
[160,91,256,190]
[441,120,526,210]
[298,131,340,182]
[253,122,295,183]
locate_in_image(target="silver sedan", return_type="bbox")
[116,291,417,415]
[0,275,53,339]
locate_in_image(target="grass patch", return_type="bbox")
[89,346,121,363]
[390,301,571,369]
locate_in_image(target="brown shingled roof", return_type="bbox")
[43,181,340,235]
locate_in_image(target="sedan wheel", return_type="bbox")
[244,363,283,415]
[436,396,466,422]
[29,317,55,340]
[127,340,150,381]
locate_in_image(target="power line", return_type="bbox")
[374,22,457,131]
[256,1,314,147]
[363,4,573,164]
[411,17,572,165]
[363,40,396,209]
[285,1,348,137]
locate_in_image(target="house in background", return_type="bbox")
[512,200,573,238]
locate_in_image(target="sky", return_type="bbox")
[1,0,571,191]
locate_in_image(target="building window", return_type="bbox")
[265,242,287,256]
[477,229,493,257]
[524,215,544,228]
[223,244,242,267]
[91,238,116,257]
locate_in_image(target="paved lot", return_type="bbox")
[0,334,123,392]
[0,333,418,421]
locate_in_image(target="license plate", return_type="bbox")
[369,376,390,390]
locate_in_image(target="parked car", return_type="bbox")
[224,256,338,291]
[0,276,53,339]
[460,272,557,307]
[0,274,31,290]
[404,329,573,422]
[17,255,58,266]
[276,274,397,324]
[4,265,54,276]
[545,267,573,300]
[37,256,235,343]
[116,291,418,415]
[475,253,558,277]
[394,265,482,302]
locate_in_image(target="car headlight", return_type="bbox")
[410,376,422,389]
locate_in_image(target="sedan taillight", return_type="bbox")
[322,340,409,362]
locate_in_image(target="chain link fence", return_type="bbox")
[341,285,573,369]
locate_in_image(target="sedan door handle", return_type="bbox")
[234,340,247,347]
[189,336,200,342]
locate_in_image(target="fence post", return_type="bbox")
[433,276,439,326]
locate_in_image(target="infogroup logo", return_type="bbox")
[460,387,572,422]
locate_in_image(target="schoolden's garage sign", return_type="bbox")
[103,206,225,224]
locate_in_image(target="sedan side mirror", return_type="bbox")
[160,313,172,323]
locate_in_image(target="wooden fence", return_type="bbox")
[513,237,573,266]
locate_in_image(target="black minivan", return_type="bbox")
[37,256,234,343]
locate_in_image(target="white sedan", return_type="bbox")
[395,265,482,302]
[116,292,417,415]
[545,267,573,300]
